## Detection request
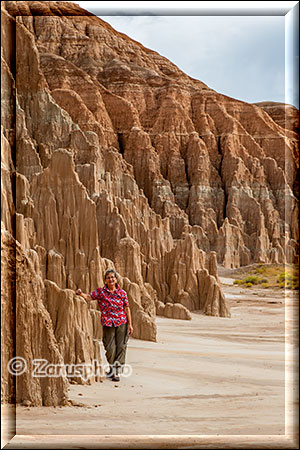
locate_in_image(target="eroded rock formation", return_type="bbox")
[1,1,298,405]
[253,101,299,136]
[10,1,296,268]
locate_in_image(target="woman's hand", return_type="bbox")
[76,290,90,303]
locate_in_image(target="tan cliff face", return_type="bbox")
[1,1,298,405]
[11,1,297,267]
[253,101,299,136]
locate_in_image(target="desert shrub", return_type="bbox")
[246,282,253,288]
[258,278,268,284]
[277,271,299,290]
[243,276,260,285]
[232,264,298,290]
[292,275,299,290]
[234,276,269,287]
[277,272,292,283]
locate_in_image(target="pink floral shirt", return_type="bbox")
[89,284,129,327]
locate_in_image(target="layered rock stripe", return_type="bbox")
[1,1,298,405]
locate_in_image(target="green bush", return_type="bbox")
[231,264,298,290]
[234,276,270,287]
[243,276,260,285]
[277,272,292,283]
[258,278,268,284]
[277,271,299,290]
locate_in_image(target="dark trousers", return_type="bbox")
[102,323,129,372]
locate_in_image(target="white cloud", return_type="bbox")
[70,2,297,107]
[97,15,286,104]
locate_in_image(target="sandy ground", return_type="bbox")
[2,271,298,447]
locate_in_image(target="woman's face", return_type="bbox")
[105,273,116,289]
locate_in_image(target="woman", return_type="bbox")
[76,269,133,382]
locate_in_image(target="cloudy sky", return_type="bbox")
[72,1,299,107]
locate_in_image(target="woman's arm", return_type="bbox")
[75,288,92,303]
[124,306,133,335]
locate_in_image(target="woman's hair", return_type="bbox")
[104,269,118,280]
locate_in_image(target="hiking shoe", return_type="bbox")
[112,375,120,382]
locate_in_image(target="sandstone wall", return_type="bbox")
[10,2,296,269]
[1,1,298,406]
[253,101,299,136]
